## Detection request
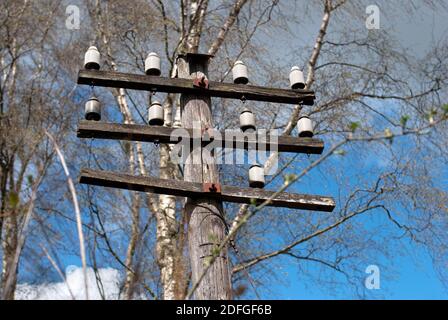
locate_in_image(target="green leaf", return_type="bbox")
[349,121,360,132]
[211,247,220,257]
[9,192,19,208]
[203,256,212,267]
[27,175,34,186]
[442,104,448,114]
[334,149,346,156]
[208,233,218,243]
[283,174,297,185]
[400,115,410,127]
[384,128,394,144]
[425,109,438,123]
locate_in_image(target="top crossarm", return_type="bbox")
[77,70,315,105]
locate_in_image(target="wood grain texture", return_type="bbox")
[77,69,315,105]
[178,54,232,300]
[77,120,325,154]
[78,168,336,212]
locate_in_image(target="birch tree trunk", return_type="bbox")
[1,205,18,300]
[122,143,141,300]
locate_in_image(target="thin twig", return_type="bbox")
[186,139,346,299]
[45,130,89,300]
[40,243,76,300]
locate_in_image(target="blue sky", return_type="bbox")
[16,1,447,300]
[250,148,448,300]
[274,245,448,300]
[239,2,448,299]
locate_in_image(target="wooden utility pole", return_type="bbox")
[177,53,232,299]
[76,52,335,301]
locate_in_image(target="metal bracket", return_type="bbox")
[193,72,209,89]
[202,182,221,193]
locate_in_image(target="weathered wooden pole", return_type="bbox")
[177,53,232,300]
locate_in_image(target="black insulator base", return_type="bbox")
[299,131,314,138]
[234,77,249,85]
[241,125,256,133]
[146,68,161,76]
[84,62,100,70]
[149,118,164,126]
[249,181,265,189]
[291,82,305,90]
[85,112,101,121]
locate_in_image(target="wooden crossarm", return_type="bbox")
[77,121,324,154]
[78,70,315,105]
[79,168,335,212]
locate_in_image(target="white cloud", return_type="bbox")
[16,266,121,300]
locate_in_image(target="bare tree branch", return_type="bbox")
[45,130,89,300]
[208,0,249,56]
